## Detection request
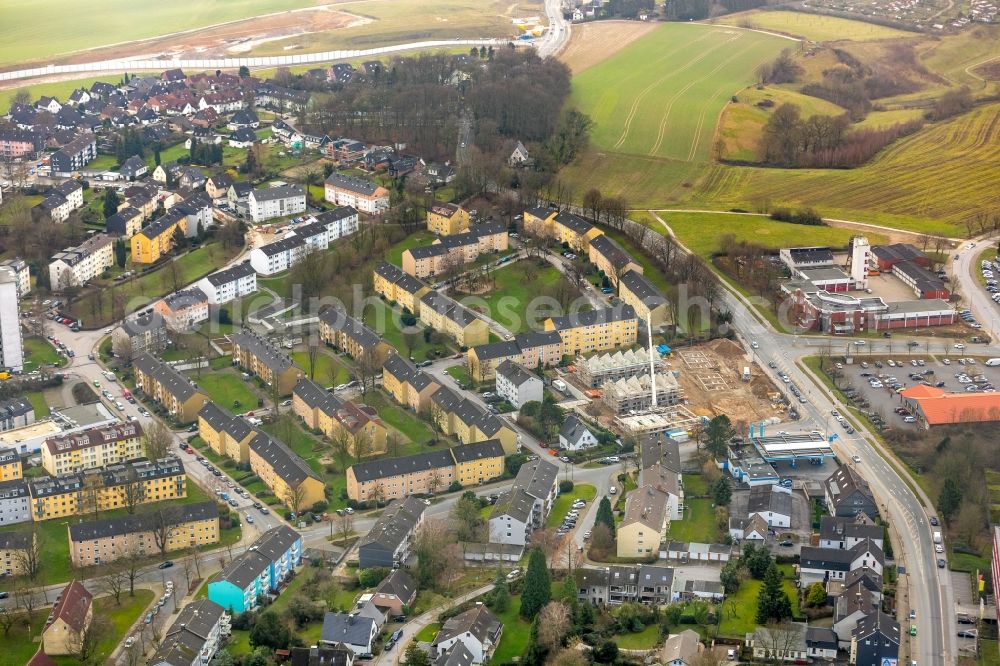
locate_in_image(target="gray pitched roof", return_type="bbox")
[319,309,381,350]
[350,448,454,483]
[435,642,475,666]
[559,414,592,443]
[251,183,304,202]
[232,332,297,373]
[589,234,635,271]
[204,261,255,287]
[496,360,537,387]
[450,440,504,464]
[153,599,227,665]
[359,497,427,552]
[321,612,376,647]
[489,487,534,523]
[324,173,382,196]
[69,502,218,542]
[133,353,203,401]
[512,459,558,501]
[620,270,667,309]
[432,605,501,647]
[248,432,321,486]
[747,485,792,518]
[0,530,33,551]
[547,303,636,330]
[374,569,417,605]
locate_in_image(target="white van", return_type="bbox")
[552,379,567,392]
[986,358,1000,367]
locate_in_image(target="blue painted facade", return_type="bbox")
[208,526,302,613]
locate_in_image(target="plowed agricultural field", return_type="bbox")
[570,23,792,162]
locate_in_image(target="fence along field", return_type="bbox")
[571,24,791,162]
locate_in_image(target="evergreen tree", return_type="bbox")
[755,562,792,624]
[239,65,251,78]
[520,547,551,619]
[712,476,732,506]
[806,582,828,607]
[403,643,431,666]
[704,415,734,458]
[103,188,120,220]
[938,477,962,523]
[154,145,161,166]
[249,610,291,650]
[489,571,510,613]
[595,496,615,537]
[114,239,127,268]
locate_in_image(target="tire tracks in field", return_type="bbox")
[649,37,759,157]
[612,30,737,151]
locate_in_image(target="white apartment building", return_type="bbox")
[0,259,31,297]
[324,174,390,214]
[248,235,307,276]
[248,184,306,223]
[48,233,114,290]
[197,262,258,304]
[0,268,23,372]
[296,206,360,251]
[495,360,542,409]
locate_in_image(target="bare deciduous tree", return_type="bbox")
[142,420,173,460]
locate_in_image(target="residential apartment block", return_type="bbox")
[133,353,210,423]
[0,530,34,575]
[402,221,508,279]
[0,398,34,435]
[68,501,219,567]
[113,312,168,359]
[198,402,258,464]
[0,268,22,372]
[418,290,490,348]
[248,184,306,223]
[0,479,31,526]
[575,564,676,606]
[28,457,186,521]
[48,233,114,290]
[575,348,660,389]
[41,421,145,475]
[208,526,302,613]
[248,432,326,511]
[197,262,258,304]
[488,459,559,548]
[231,332,304,395]
[602,372,683,414]
[466,330,563,382]
[494,360,542,408]
[523,207,603,252]
[131,209,187,264]
[0,446,22,481]
[358,496,427,569]
[426,203,471,236]
[292,378,388,458]
[105,206,144,238]
[346,440,505,503]
[544,304,638,357]
[588,235,641,285]
[153,287,210,332]
[319,308,390,361]
[429,385,519,453]
[372,262,431,315]
[381,354,441,413]
[324,174,390,214]
[619,270,670,329]
[0,258,31,298]
[49,133,97,174]
[151,599,231,666]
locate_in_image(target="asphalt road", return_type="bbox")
[535,0,570,59]
[953,237,1000,342]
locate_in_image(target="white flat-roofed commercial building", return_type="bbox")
[197,262,258,304]
[248,184,306,222]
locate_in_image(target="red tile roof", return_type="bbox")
[26,651,57,666]
[903,385,1000,425]
[48,580,93,633]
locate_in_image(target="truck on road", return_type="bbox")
[933,530,942,544]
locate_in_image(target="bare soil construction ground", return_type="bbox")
[557,20,658,74]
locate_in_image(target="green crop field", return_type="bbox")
[716,10,914,42]
[573,24,790,162]
[0,0,321,66]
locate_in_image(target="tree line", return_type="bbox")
[662,0,768,21]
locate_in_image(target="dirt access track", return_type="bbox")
[18,5,365,70]
[557,19,658,74]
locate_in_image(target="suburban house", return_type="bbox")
[197,402,258,463]
[805,626,839,661]
[292,378,389,458]
[132,353,210,422]
[746,484,792,529]
[748,622,808,664]
[120,154,148,181]
[153,287,210,332]
[231,332,304,395]
[320,613,378,655]
[150,599,231,666]
[435,643,475,666]
[494,360,542,409]
[372,569,417,616]
[728,514,769,543]
[41,421,144,475]
[42,580,93,655]
[819,515,884,550]
[431,605,503,665]
[208,526,302,613]
[113,312,168,359]
[660,629,702,665]
[617,485,671,558]
[850,611,900,666]
[196,262,258,304]
[68,502,219,567]
[559,414,598,451]
[248,184,306,223]
[799,538,885,585]
[426,203,471,236]
[248,432,326,511]
[205,173,234,199]
[324,174,390,214]
[290,645,356,666]
[357,496,427,569]
[825,466,879,519]
[544,304,638,357]
[48,233,114,289]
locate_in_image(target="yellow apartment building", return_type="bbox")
[197,402,257,463]
[130,211,187,264]
[373,262,432,314]
[68,501,219,567]
[41,422,145,475]
[588,235,642,285]
[544,304,638,357]
[466,330,563,382]
[427,203,471,235]
[247,432,326,511]
[0,447,22,482]
[318,309,391,361]
[133,353,210,423]
[0,531,34,576]
[230,332,304,396]
[617,485,670,558]
[418,291,489,348]
[523,207,603,252]
[619,270,671,328]
[451,440,505,487]
[292,379,388,458]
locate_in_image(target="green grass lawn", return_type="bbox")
[360,391,436,452]
[194,370,260,412]
[716,10,914,41]
[470,261,568,333]
[415,622,441,643]
[70,241,241,326]
[612,624,661,649]
[25,391,49,418]
[22,335,64,371]
[364,304,447,363]
[666,498,718,543]
[546,484,597,528]
[491,596,532,664]
[51,590,155,666]
[225,568,327,654]
[260,418,348,510]
[682,473,708,498]
[717,575,799,638]
[387,230,436,266]
[446,364,474,388]
[291,350,350,386]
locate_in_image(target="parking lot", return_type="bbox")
[831,354,1000,431]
